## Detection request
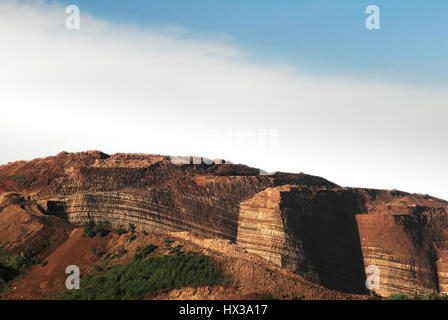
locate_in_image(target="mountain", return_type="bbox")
[1,151,447,299]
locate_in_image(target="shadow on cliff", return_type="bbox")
[279,188,369,294]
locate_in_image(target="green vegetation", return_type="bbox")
[172,245,183,255]
[388,293,413,300]
[83,220,111,238]
[114,224,127,235]
[11,175,25,187]
[40,240,49,249]
[90,247,107,258]
[106,247,128,261]
[261,295,279,300]
[83,221,96,238]
[133,245,157,261]
[64,251,229,300]
[164,238,175,250]
[421,292,448,300]
[128,234,137,243]
[0,244,41,293]
[387,292,448,300]
[368,290,383,300]
[291,295,305,300]
[128,223,136,233]
[25,176,37,188]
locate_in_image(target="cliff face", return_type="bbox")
[0,151,336,241]
[1,151,447,297]
[237,186,448,296]
[237,186,367,293]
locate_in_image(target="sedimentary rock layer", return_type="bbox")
[0,151,335,241]
[237,186,448,296]
[1,151,448,297]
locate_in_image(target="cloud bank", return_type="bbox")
[1,0,447,199]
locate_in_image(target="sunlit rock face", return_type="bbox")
[1,151,448,296]
[237,186,448,296]
[0,151,335,241]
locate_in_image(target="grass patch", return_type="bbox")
[64,251,229,300]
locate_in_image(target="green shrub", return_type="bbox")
[128,223,136,233]
[94,220,111,237]
[261,295,279,300]
[368,290,383,300]
[172,245,184,255]
[422,292,448,300]
[114,224,127,235]
[0,279,5,293]
[388,293,422,300]
[83,221,96,238]
[9,248,41,272]
[164,239,174,250]
[11,175,25,187]
[388,293,411,300]
[129,235,137,243]
[83,220,111,238]
[107,247,128,261]
[0,246,40,292]
[91,248,106,258]
[0,262,18,287]
[40,240,49,249]
[64,251,228,300]
[388,292,448,300]
[133,245,157,260]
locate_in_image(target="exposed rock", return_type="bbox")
[1,151,447,297]
[237,185,448,296]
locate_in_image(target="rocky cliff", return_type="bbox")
[237,185,448,296]
[1,151,447,297]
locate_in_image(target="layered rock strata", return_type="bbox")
[1,151,448,297]
[236,185,448,296]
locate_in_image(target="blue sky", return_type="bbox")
[54,0,448,86]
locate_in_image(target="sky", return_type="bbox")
[0,0,447,199]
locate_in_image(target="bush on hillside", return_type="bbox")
[64,251,228,300]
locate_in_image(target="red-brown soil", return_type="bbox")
[1,151,447,299]
[2,228,363,300]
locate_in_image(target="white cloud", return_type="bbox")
[1,0,447,200]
